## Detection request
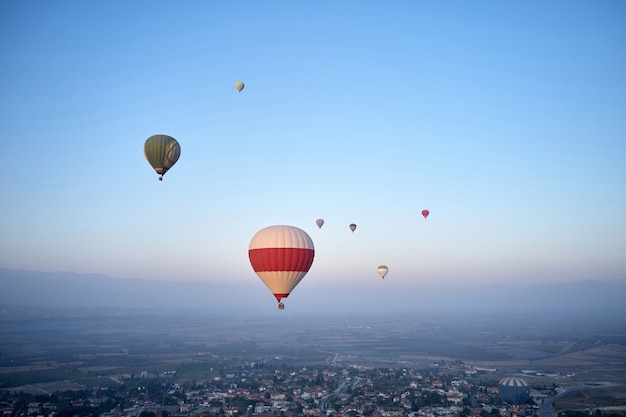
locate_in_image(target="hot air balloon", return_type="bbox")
[377,265,389,279]
[349,223,357,232]
[248,225,315,309]
[144,134,181,181]
[316,219,324,229]
[422,210,430,219]
[235,81,245,92]
[498,377,530,416]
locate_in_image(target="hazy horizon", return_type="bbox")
[1,267,624,321]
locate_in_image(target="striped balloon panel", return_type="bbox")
[499,377,529,387]
[252,270,310,297]
[249,226,314,250]
[248,248,315,272]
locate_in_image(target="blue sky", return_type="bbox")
[1,1,625,306]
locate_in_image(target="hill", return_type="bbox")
[1,267,624,320]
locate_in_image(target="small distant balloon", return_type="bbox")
[377,265,389,279]
[143,134,181,181]
[235,81,245,92]
[422,209,430,219]
[349,223,357,233]
[316,219,324,229]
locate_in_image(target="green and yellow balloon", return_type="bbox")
[144,134,181,181]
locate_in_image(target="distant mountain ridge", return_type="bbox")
[0,267,241,310]
[0,267,624,317]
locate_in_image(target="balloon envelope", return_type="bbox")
[144,134,181,180]
[349,223,357,232]
[377,265,389,279]
[316,219,324,229]
[248,225,315,305]
[422,209,429,219]
[235,81,245,92]
[498,377,530,405]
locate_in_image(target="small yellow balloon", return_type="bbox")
[377,265,389,279]
[235,81,245,92]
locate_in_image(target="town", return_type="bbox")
[0,359,576,417]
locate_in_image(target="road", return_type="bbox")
[539,386,585,417]
[319,376,362,413]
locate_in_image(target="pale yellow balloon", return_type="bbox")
[235,81,245,92]
[377,265,389,279]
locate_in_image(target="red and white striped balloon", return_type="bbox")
[248,225,315,307]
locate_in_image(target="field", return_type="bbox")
[1,306,625,397]
[556,384,626,413]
